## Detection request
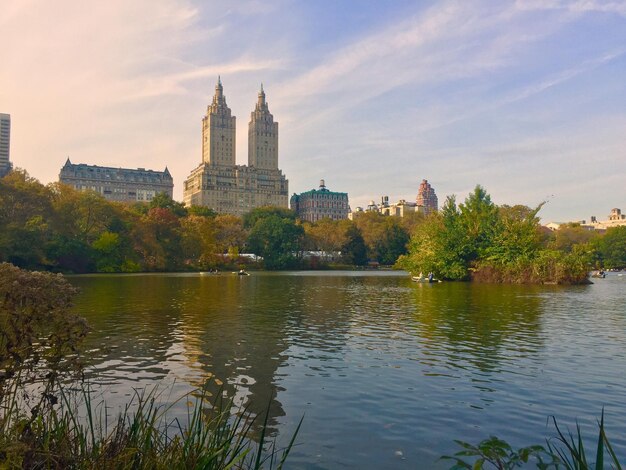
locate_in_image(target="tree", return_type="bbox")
[92,231,123,272]
[214,215,247,256]
[341,224,368,266]
[304,218,350,254]
[549,223,598,253]
[180,215,219,269]
[596,226,626,269]
[0,263,88,406]
[485,204,543,265]
[247,215,304,269]
[149,192,188,217]
[243,206,296,229]
[0,170,54,269]
[457,185,499,263]
[142,207,183,270]
[188,205,217,218]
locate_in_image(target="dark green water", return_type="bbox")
[69,271,626,469]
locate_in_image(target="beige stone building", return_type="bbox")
[582,208,626,230]
[183,79,288,216]
[59,159,173,202]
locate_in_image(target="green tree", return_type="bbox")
[341,224,368,266]
[92,231,123,272]
[243,206,296,229]
[0,170,53,269]
[247,215,304,269]
[457,185,499,263]
[549,223,598,253]
[180,215,219,269]
[149,192,188,217]
[188,205,217,218]
[596,226,626,269]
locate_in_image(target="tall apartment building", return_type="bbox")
[59,159,173,202]
[0,113,11,177]
[416,179,438,215]
[291,180,350,222]
[183,79,288,216]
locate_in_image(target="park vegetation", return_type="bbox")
[1,170,624,276]
[398,185,625,284]
[443,410,623,469]
[0,263,298,469]
[0,169,414,272]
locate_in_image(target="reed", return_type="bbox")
[0,384,301,469]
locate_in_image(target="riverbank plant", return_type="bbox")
[443,410,622,469]
[1,384,300,469]
[1,263,298,468]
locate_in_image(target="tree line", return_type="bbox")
[1,171,623,276]
[0,170,416,272]
[398,185,626,284]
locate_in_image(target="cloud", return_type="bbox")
[1,0,624,223]
[516,0,626,16]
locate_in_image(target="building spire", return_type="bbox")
[257,83,267,109]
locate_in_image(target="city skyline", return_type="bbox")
[1,0,625,221]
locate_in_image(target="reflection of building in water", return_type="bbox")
[176,275,291,430]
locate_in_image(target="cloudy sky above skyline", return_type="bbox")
[1,0,625,221]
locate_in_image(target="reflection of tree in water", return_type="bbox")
[408,282,546,374]
[70,275,185,385]
[72,274,293,435]
[177,274,295,434]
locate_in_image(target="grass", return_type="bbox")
[443,409,623,469]
[0,384,301,469]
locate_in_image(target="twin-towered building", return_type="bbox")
[53,78,437,221]
[182,79,288,216]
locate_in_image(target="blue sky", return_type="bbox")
[1,0,625,221]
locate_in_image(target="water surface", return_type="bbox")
[69,271,626,468]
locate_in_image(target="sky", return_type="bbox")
[1,0,625,222]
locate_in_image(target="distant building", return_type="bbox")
[0,113,11,177]
[582,208,626,230]
[545,222,564,231]
[291,180,349,222]
[183,79,288,216]
[416,179,438,215]
[350,179,438,219]
[59,159,173,202]
[351,195,418,219]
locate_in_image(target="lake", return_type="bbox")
[68,271,626,469]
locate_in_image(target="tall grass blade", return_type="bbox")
[595,408,604,470]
